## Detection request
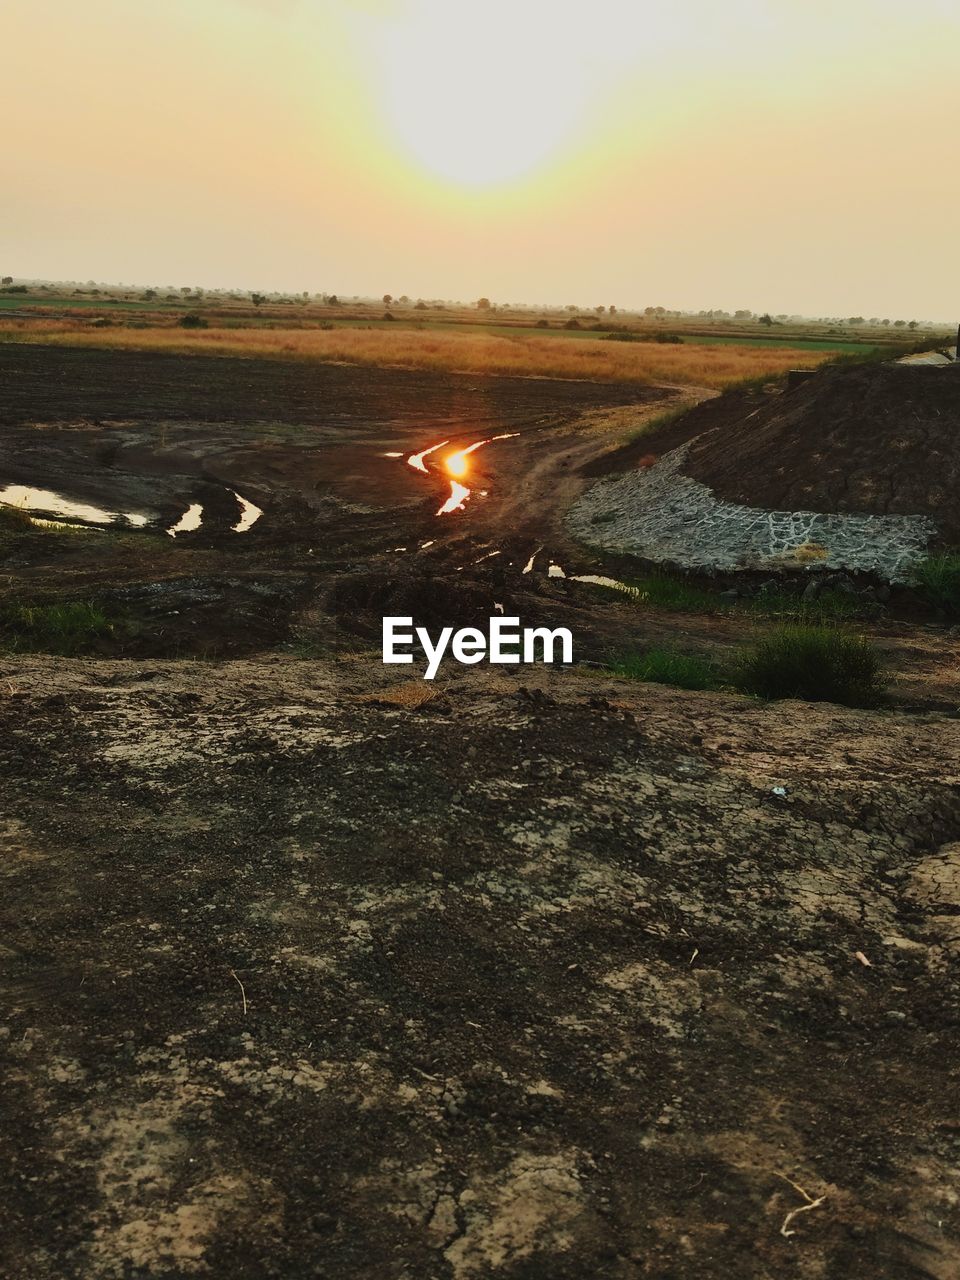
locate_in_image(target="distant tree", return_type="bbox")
[383,311,395,321]
[734,309,752,319]
[180,286,191,296]
[383,294,392,306]
[608,305,617,316]
[758,313,774,326]
[908,320,918,329]
[595,305,605,315]
[142,288,157,300]
[566,304,578,313]
[1,276,12,286]
[251,293,266,307]
[893,319,906,327]
[178,312,207,329]
[847,316,864,325]
[327,294,341,306]
[476,297,491,310]
[881,318,891,326]
[399,295,410,304]
[535,318,549,328]
[563,318,581,330]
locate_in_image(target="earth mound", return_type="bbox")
[685,361,960,540]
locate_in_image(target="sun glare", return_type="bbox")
[445,451,469,478]
[363,1,595,187]
[352,1,712,189]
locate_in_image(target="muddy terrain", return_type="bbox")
[2,344,960,1278]
[0,344,686,659]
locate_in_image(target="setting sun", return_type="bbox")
[362,0,594,186]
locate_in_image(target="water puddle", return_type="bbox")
[437,481,470,516]
[571,573,640,597]
[520,547,642,596]
[442,433,518,479]
[398,433,519,517]
[382,451,404,458]
[166,503,204,537]
[408,440,449,473]
[0,483,149,528]
[420,540,435,549]
[232,491,262,533]
[473,550,502,564]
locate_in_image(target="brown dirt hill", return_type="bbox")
[681,362,960,541]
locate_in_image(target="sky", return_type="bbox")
[4,0,959,319]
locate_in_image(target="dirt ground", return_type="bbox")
[2,657,960,1279]
[683,363,960,542]
[0,344,676,659]
[2,345,960,1277]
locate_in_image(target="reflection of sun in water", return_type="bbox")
[445,451,469,479]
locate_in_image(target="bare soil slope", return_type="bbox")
[682,363,960,538]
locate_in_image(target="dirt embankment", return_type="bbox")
[2,656,960,1279]
[684,363,960,540]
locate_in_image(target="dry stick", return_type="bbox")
[230,968,247,1016]
[776,1173,827,1238]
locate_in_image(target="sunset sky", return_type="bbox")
[5,0,959,318]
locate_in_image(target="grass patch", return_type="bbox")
[0,505,97,549]
[627,574,719,611]
[580,567,874,622]
[622,404,688,444]
[734,624,885,707]
[606,624,885,707]
[746,586,870,623]
[911,552,960,616]
[607,648,723,691]
[0,600,114,655]
[0,323,842,389]
[0,505,35,530]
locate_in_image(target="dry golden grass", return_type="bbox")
[0,322,835,389]
[353,680,445,709]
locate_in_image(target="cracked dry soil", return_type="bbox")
[2,657,960,1278]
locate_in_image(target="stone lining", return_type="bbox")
[567,443,936,582]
